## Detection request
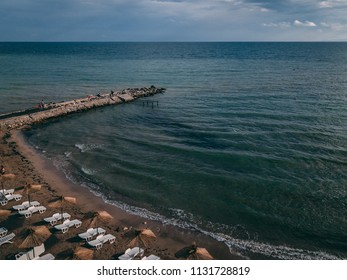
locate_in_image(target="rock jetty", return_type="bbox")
[0,86,165,131]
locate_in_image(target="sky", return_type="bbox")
[0,0,346,41]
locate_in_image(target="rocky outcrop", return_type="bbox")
[0,86,165,130]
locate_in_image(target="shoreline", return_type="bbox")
[0,128,240,260]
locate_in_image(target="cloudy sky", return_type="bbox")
[0,0,346,41]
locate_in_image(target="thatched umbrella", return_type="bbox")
[175,242,213,260]
[1,173,16,191]
[17,226,52,258]
[22,183,42,204]
[73,247,94,260]
[48,196,76,217]
[0,209,11,219]
[84,210,113,234]
[18,226,51,248]
[124,228,157,249]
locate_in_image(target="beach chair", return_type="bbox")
[16,253,30,260]
[88,234,116,250]
[1,193,22,206]
[142,254,160,260]
[16,243,50,260]
[33,243,45,257]
[54,219,82,233]
[0,232,15,246]
[44,212,71,226]
[0,188,14,195]
[0,227,8,238]
[15,249,35,260]
[34,253,55,260]
[78,227,106,241]
[19,205,47,218]
[118,247,144,260]
[13,200,40,211]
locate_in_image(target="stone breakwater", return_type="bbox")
[0,86,165,131]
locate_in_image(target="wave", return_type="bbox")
[51,155,341,260]
[74,143,104,153]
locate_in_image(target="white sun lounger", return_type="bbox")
[0,227,8,238]
[78,227,106,241]
[0,232,15,246]
[54,219,82,233]
[142,254,161,260]
[118,247,144,260]
[15,249,35,260]
[0,188,14,195]
[19,205,47,218]
[87,234,116,250]
[44,212,71,226]
[16,243,53,260]
[0,193,22,206]
[34,253,55,260]
[13,201,40,211]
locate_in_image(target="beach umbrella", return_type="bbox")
[84,210,113,234]
[175,242,213,260]
[73,247,94,260]
[48,195,76,217]
[124,228,157,249]
[0,173,16,191]
[0,209,11,218]
[22,183,42,204]
[18,226,52,258]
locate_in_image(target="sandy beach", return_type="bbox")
[0,128,238,260]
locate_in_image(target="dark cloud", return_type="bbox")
[0,0,346,41]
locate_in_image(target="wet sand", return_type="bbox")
[0,128,240,260]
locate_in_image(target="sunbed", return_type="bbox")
[43,212,71,226]
[16,243,54,260]
[78,227,106,241]
[13,201,40,211]
[0,232,15,246]
[34,253,55,260]
[0,188,14,195]
[118,247,144,260]
[19,205,47,218]
[87,234,116,250]
[0,227,8,238]
[54,219,82,233]
[142,254,160,260]
[0,193,22,206]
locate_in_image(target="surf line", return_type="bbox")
[0,86,165,131]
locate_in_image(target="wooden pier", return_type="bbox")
[143,100,159,108]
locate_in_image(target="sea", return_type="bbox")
[0,42,346,260]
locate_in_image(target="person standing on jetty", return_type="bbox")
[39,99,45,110]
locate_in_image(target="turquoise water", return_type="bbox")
[1,42,347,259]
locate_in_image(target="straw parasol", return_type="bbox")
[73,247,94,260]
[18,226,52,250]
[175,242,213,260]
[0,209,11,219]
[124,228,157,249]
[22,183,42,203]
[48,195,76,216]
[1,173,16,191]
[84,210,113,234]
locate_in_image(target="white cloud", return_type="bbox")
[294,20,317,27]
[319,0,347,8]
[263,22,291,28]
[320,22,347,30]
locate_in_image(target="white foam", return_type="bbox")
[81,167,95,175]
[74,143,104,153]
[49,155,343,260]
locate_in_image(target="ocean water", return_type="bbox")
[1,42,347,259]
